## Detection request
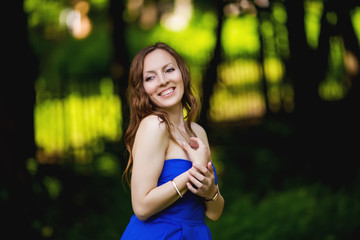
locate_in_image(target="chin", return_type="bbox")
[153,98,182,109]
[155,102,182,111]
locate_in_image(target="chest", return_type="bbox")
[164,138,190,160]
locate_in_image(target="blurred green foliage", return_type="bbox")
[17,0,360,239]
[208,184,360,240]
[24,117,360,239]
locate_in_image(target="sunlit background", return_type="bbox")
[4,0,359,239]
[25,0,360,163]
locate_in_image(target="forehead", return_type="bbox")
[143,49,177,72]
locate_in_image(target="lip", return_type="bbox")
[159,87,175,97]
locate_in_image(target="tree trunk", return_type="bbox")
[256,7,271,116]
[199,0,225,130]
[109,0,131,166]
[336,0,360,102]
[285,0,320,116]
[1,0,39,238]
[284,0,360,187]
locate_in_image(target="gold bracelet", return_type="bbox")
[171,180,183,198]
[205,189,219,202]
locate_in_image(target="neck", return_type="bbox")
[157,103,185,129]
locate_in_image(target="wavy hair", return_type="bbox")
[123,42,199,185]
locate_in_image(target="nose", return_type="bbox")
[158,73,169,85]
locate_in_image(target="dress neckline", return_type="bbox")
[164,158,191,162]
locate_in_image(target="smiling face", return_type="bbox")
[142,49,184,111]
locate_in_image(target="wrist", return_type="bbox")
[192,160,207,167]
[205,187,219,202]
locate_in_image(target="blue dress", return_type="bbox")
[120,159,218,240]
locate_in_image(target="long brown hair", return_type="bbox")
[123,42,199,185]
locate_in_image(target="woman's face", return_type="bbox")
[142,49,184,111]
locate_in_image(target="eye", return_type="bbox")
[166,68,175,73]
[144,75,154,81]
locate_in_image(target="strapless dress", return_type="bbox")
[120,159,218,240]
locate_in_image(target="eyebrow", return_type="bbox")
[143,63,174,75]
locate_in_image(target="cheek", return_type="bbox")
[176,73,185,89]
[178,76,185,90]
[143,82,155,96]
[175,72,183,82]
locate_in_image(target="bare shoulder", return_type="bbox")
[190,122,208,141]
[191,121,206,134]
[138,115,167,133]
[133,115,169,156]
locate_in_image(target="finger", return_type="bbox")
[188,173,203,189]
[207,162,214,174]
[189,168,206,183]
[189,137,204,146]
[186,182,198,194]
[193,163,209,175]
[181,141,192,153]
[189,140,199,149]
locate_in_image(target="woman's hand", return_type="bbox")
[181,137,210,167]
[186,162,218,200]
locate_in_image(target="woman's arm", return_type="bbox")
[130,115,189,221]
[182,123,224,221]
[189,163,224,221]
[204,185,224,221]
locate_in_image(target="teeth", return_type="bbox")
[160,88,174,96]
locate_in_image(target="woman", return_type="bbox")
[120,42,224,239]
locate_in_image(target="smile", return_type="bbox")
[159,88,175,96]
